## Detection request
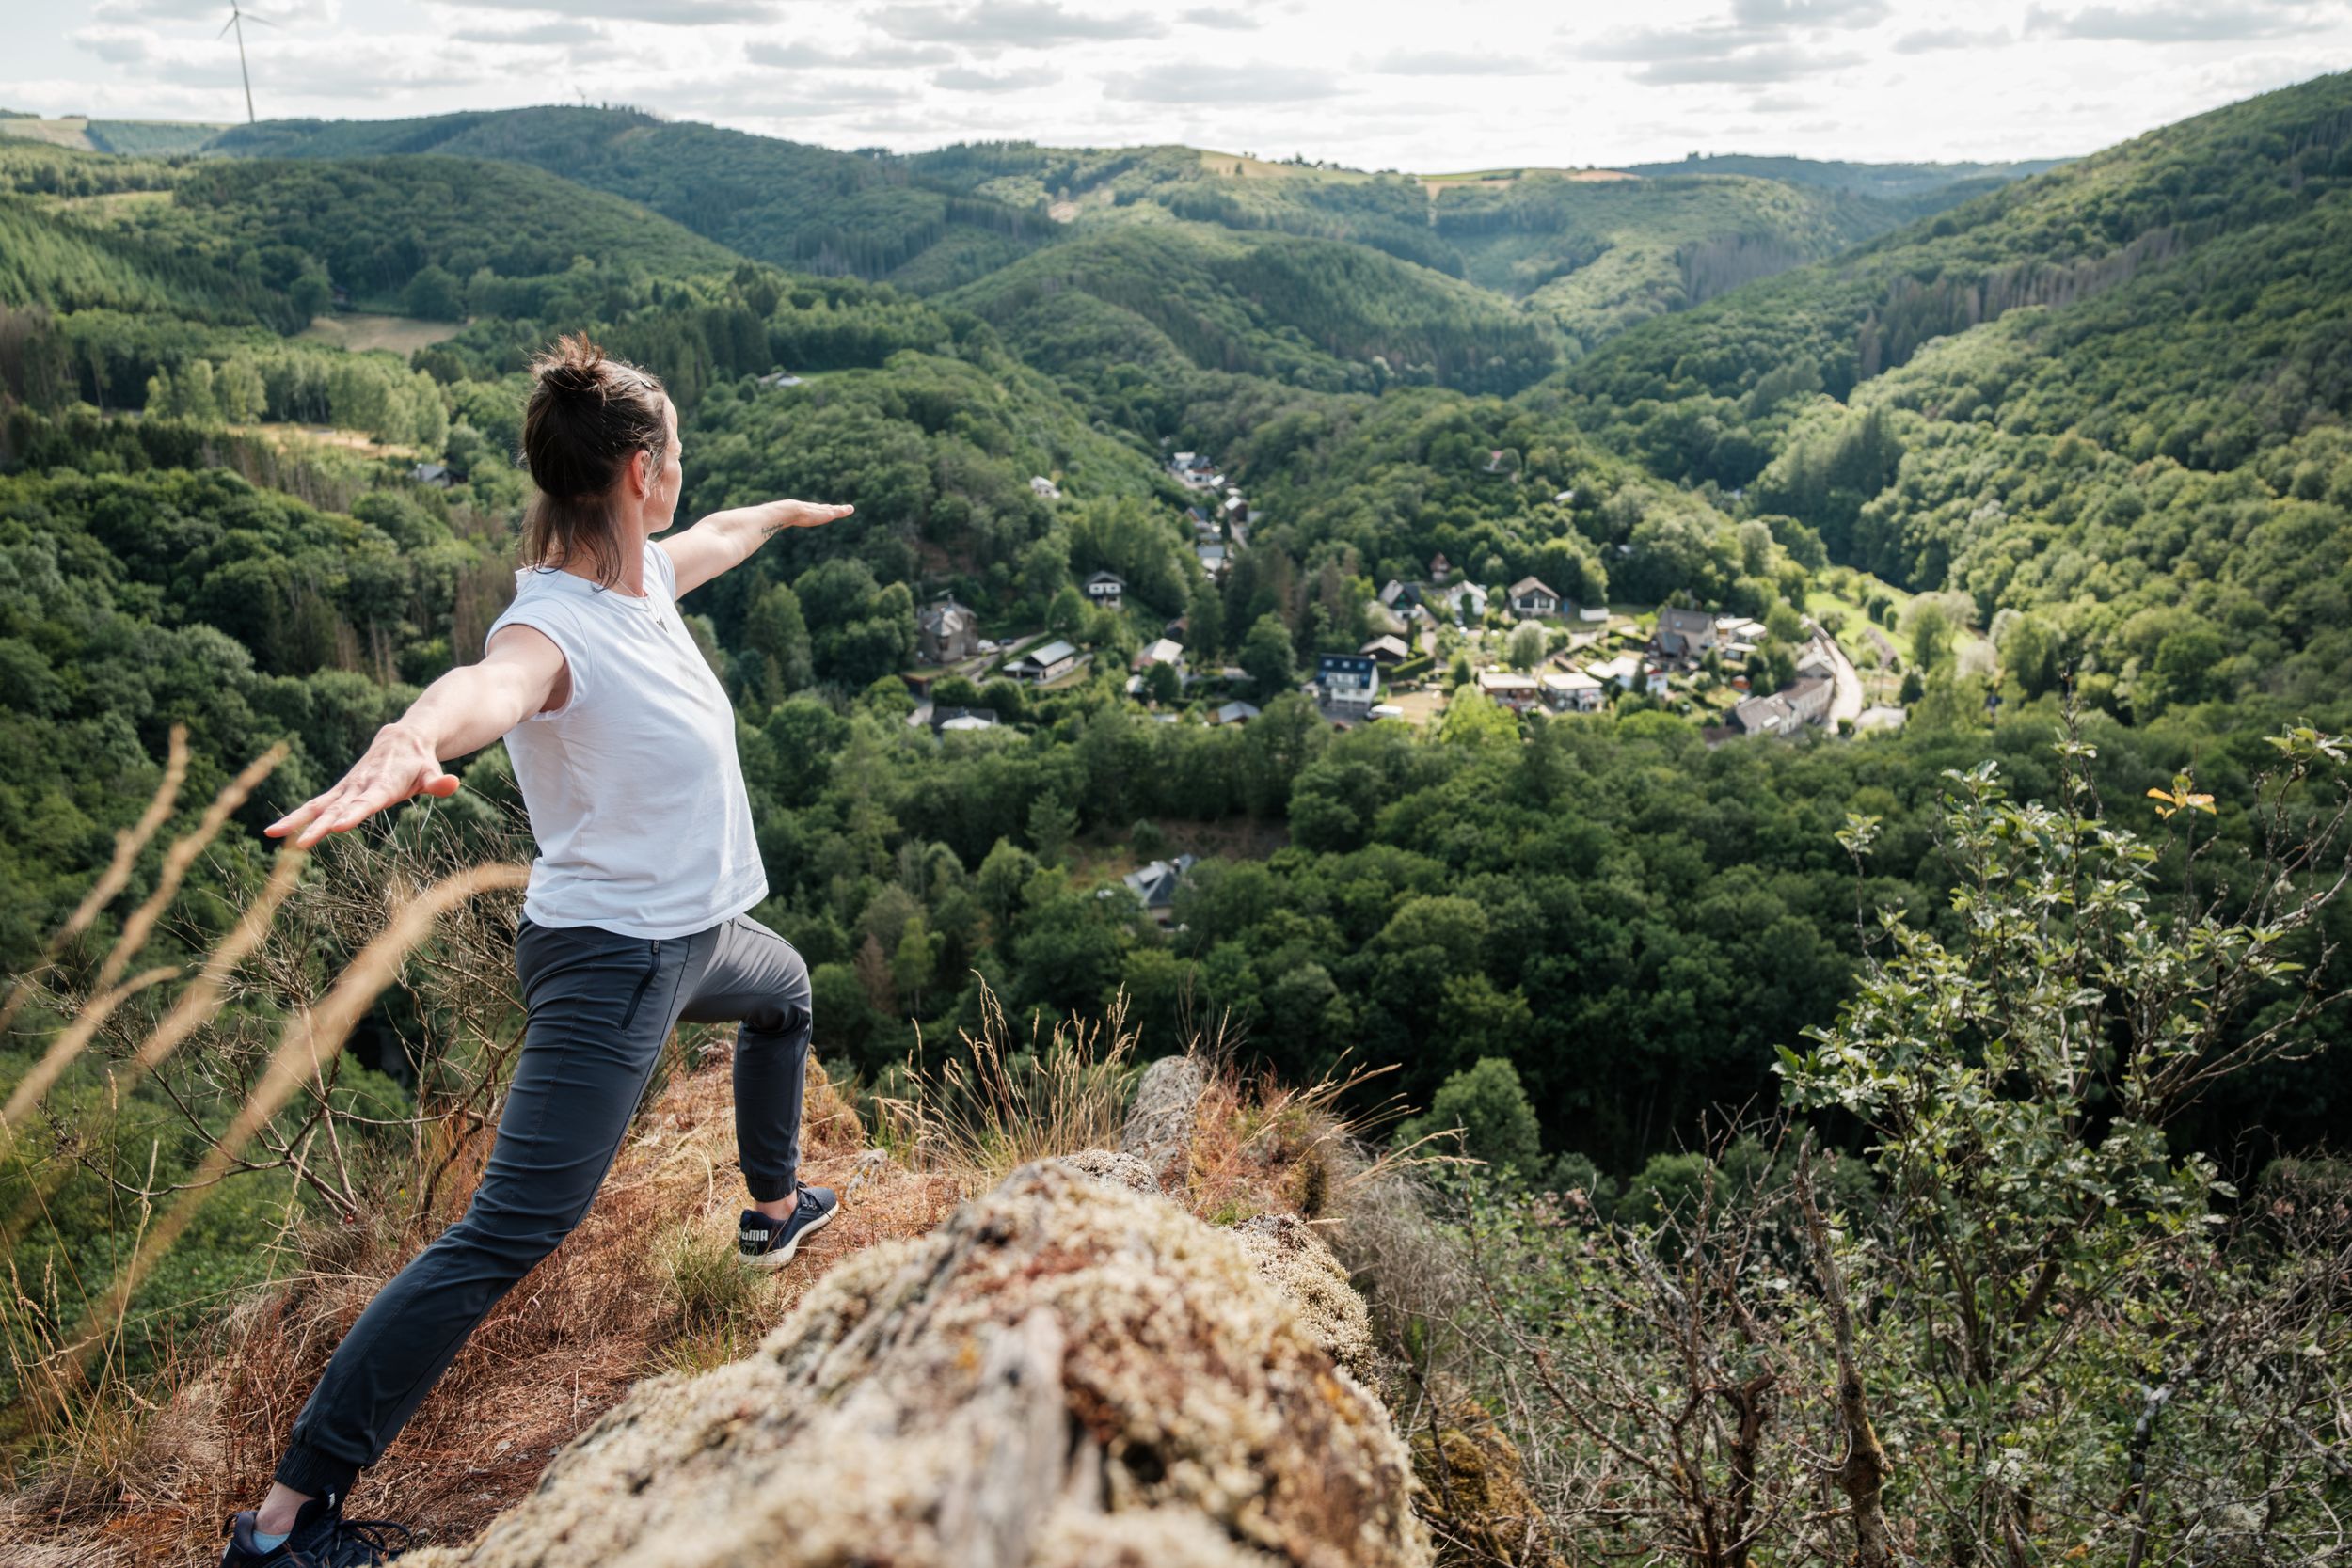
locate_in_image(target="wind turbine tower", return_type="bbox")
[219,3,275,125]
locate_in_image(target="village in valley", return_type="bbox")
[899,440,1918,781]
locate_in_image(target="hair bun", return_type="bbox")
[532,332,610,401]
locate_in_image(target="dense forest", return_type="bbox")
[3,79,2352,1535]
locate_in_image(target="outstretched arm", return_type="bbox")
[264,625,568,849]
[660,498,854,596]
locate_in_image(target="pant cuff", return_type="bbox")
[743,1170,799,1204]
[275,1435,363,1506]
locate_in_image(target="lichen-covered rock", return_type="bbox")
[1230,1212,1375,1380]
[1053,1148,1159,1196]
[1121,1053,1206,1181]
[402,1160,1430,1568]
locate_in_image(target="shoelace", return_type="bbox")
[312,1516,413,1567]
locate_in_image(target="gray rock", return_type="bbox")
[1120,1054,1206,1182]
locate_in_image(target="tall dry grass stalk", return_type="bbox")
[0,725,188,1041]
[57,861,528,1377]
[0,849,310,1257]
[880,980,1139,1195]
[1,744,289,1132]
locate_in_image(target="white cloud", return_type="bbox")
[873,2,1164,46]
[1894,26,2012,52]
[932,62,1060,89]
[2024,1,2319,43]
[1728,0,1887,25]
[1104,60,1344,103]
[1180,7,1256,28]
[746,39,955,68]
[1366,48,1559,75]
[71,25,155,64]
[448,19,606,46]
[457,0,778,24]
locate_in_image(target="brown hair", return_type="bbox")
[519,333,671,587]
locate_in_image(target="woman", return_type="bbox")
[223,336,851,1567]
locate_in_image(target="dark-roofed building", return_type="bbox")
[1084,571,1124,607]
[1782,674,1833,726]
[917,597,980,664]
[1315,653,1379,716]
[1122,853,1199,918]
[1652,607,1717,662]
[1732,693,1797,736]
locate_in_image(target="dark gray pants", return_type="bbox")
[275,912,813,1502]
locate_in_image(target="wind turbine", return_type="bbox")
[218,3,277,125]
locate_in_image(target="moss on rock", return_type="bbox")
[402,1160,1429,1568]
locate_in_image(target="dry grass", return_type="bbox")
[879,982,1139,1196]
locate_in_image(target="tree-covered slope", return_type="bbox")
[1567,69,2352,723]
[1431,172,1927,349]
[946,221,1561,398]
[207,107,1050,292]
[1616,151,2067,195]
[1569,70,2352,436]
[910,142,1463,274]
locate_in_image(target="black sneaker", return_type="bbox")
[738,1185,837,1269]
[221,1496,411,1566]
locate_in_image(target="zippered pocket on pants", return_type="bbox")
[619,941,662,1029]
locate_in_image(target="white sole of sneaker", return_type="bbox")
[743,1203,835,1270]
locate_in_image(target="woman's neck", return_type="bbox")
[553,502,655,594]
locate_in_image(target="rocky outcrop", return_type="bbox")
[1230,1212,1375,1380]
[403,1158,1430,1568]
[1120,1053,1206,1182]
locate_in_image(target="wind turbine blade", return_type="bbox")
[218,15,238,37]
[245,10,280,24]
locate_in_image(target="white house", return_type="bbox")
[1315,653,1379,715]
[1477,671,1540,712]
[1007,640,1080,683]
[1084,571,1125,607]
[1029,475,1061,499]
[1587,654,1643,690]
[1508,577,1561,618]
[1541,669,1605,713]
[1132,637,1186,675]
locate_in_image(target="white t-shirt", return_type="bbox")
[485,541,767,940]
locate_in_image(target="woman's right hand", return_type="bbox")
[266,722,461,848]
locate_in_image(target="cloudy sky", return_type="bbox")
[8,0,2351,169]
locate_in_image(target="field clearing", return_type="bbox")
[1194,149,1376,182]
[299,312,465,355]
[1419,166,1640,194]
[228,420,428,459]
[53,190,173,221]
[0,117,98,150]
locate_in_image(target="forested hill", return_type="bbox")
[199,108,2047,351]
[2,75,2347,1186]
[1565,68,2352,722]
[206,106,1054,291]
[1616,151,2068,195]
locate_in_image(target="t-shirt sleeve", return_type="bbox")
[486,586,588,722]
[646,539,679,604]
